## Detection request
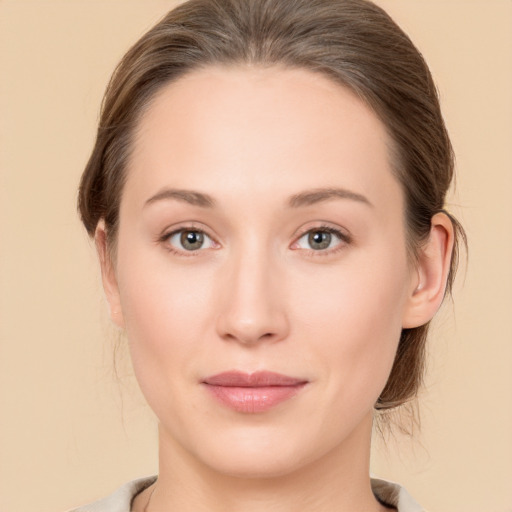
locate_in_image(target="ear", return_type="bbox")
[95,220,125,329]
[402,212,455,329]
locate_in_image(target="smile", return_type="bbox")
[202,371,309,413]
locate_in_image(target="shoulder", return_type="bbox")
[371,477,426,512]
[68,475,423,512]
[67,476,157,512]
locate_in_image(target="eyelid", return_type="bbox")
[158,223,220,255]
[290,224,352,254]
[157,222,351,256]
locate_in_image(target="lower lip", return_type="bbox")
[203,384,307,413]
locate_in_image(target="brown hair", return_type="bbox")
[78,0,465,413]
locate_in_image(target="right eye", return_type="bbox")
[165,229,217,253]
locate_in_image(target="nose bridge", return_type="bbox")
[216,236,288,345]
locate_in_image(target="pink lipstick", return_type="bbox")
[202,371,308,413]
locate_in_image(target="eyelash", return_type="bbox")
[292,224,351,257]
[159,225,217,257]
[158,224,351,257]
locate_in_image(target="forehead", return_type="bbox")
[126,65,401,211]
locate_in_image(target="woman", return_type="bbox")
[72,0,464,510]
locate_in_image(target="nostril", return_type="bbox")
[217,317,287,346]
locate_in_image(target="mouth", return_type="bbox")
[202,370,309,413]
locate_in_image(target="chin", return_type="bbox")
[166,421,292,476]
[183,422,335,480]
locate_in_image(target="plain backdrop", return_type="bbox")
[0,1,511,511]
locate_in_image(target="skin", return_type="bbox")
[96,65,454,512]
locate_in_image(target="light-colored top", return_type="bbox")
[69,475,425,512]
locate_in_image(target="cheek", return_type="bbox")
[290,250,409,403]
[114,245,216,403]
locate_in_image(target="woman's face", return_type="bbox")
[106,66,418,476]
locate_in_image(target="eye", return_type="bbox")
[294,227,348,252]
[165,229,217,252]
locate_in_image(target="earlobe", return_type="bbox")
[95,221,125,329]
[402,212,455,329]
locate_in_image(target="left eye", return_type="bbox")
[295,229,345,251]
[166,229,216,252]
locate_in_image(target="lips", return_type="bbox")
[202,371,308,413]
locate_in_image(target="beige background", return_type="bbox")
[0,1,511,511]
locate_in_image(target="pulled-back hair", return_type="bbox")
[78,0,465,413]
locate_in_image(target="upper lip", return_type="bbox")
[203,371,308,387]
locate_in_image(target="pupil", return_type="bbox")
[181,231,204,250]
[309,231,331,250]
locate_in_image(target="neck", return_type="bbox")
[137,414,388,512]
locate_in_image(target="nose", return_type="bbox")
[215,247,289,346]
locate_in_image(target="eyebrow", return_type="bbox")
[144,186,372,209]
[144,188,216,208]
[288,187,372,208]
